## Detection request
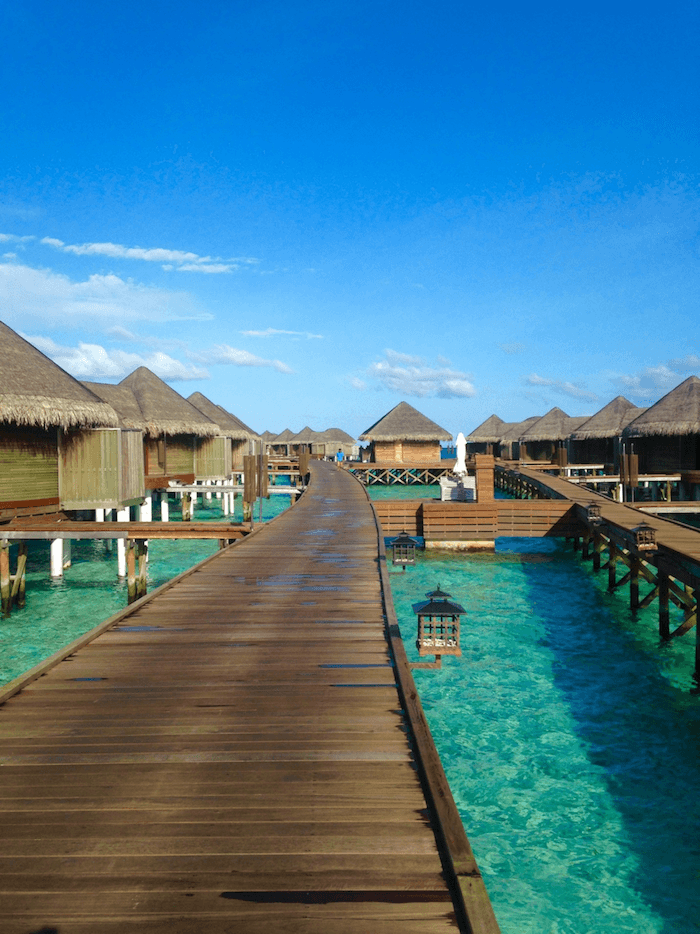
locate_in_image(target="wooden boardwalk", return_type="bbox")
[0,461,498,934]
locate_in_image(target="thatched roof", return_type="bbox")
[318,427,356,444]
[571,396,647,440]
[498,416,542,443]
[0,322,118,430]
[186,392,253,440]
[519,407,590,442]
[82,382,145,430]
[272,428,295,443]
[260,430,277,442]
[216,406,259,441]
[117,368,217,437]
[359,402,452,442]
[623,375,700,438]
[466,414,505,443]
[289,426,320,444]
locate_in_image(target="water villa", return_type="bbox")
[359,401,452,465]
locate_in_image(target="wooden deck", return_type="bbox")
[0,461,498,934]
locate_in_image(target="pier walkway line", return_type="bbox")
[0,461,498,934]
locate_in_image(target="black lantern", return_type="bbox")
[413,585,464,658]
[392,531,417,568]
[586,502,602,526]
[632,522,657,552]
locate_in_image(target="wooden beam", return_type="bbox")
[126,540,137,605]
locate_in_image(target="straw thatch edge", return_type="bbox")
[624,420,700,438]
[359,429,452,442]
[143,418,219,438]
[0,394,119,430]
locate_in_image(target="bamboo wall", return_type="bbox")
[59,428,145,509]
[195,436,230,478]
[0,425,59,514]
[165,435,195,476]
[371,440,441,465]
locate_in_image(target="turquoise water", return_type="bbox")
[4,484,700,932]
[388,538,700,934]
[0,493,292,686]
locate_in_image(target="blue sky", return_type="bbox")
[2,0,699,438]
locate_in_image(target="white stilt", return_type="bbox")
[50,539,64,578]
[116,507,129,578]
[63,539,72,568]
[222,490,230,516]
[161,492,169,522]
[206,480,213,502]
[216,479,222,500]
[95,508,105,522]
[140,495,153,522]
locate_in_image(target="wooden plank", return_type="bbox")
[0,461,497,934]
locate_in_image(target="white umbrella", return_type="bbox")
[454,432,467,475]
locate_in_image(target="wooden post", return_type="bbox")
[0,543,11,618]
[126,540,137,604]
[136,540,148,599]
[592,533,602,572]
[630,557,640,609]
[608,543,617,591]
[10,542,28,610]
[659,573,670,640]
[582,533,590,560]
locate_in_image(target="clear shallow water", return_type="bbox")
[0,494,292,686]
[388,538,700,934]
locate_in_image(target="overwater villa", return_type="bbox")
[496,416,542,461]
[518,407,590,464]
[359,401,452,464]
[0,322,141,521]
[623,375,700,499]
[465,414,505,456]
[85,367,218,491]
[569,396,646,469]
[187,392,258,475]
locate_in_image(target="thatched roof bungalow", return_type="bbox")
[497,416,541,461]
[215,405,259,468]
[519,408,590,463]
[0,322,126,518]
[465,414,505,456]
[86,367,217,489]
[269,428,295,457]
[359,402,452,465]
[314,427,356,459]
[623,376,700,479]
[569,396,646,468]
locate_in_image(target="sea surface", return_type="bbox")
[2,483,699,932]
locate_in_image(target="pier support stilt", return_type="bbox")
[126,540,136,604]
[161,492,169,522]
[50,538,63,579]
[630,558,640,610]
[140,495,152,523]
[659,574,670,640]
[116,507,129,578]
[0,543,11,617]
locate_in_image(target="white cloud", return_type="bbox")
[39,236,259,273]
[609,354,700,403]
[349,376,367,390]
[0,233,34,243]
[367,350,476,398]
[188,344,294,374]
[0,261,212,326]
[525,374,599,402]
[241,327,323,339]
[24,335,209,381]
[176,263,238,274]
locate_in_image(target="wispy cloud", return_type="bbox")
[500,342,526,355]
[365,350,476,398]
[0,233,35,243]
[0,261,213,326]
[525,374,599,402]
[24,335,208,382]
[188,344,294,374]
[40,236,259,273]
[241,327,323,339]
[609,354,700,402]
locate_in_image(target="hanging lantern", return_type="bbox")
[586,502,602,526]
[632,522,657,552]
[412,585,464,658]
[392,531,417,567]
